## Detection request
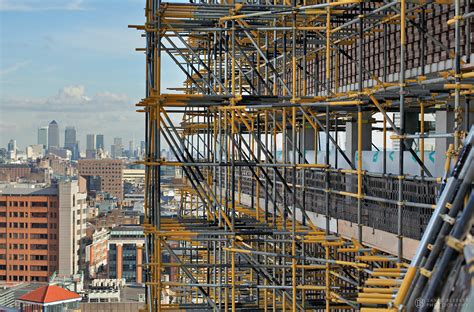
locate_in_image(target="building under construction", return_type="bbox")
[131,0,474,310]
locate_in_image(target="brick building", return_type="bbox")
[0,164,49,183]
[0,181,87,282]
[78,159,124,200]
[85,227,109,278]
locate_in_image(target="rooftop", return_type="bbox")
[111,225,143,232]
[17,285,81,305]
[0,186,58,196]
[0,164,31,168]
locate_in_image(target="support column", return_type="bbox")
[435,109,454,177]
[404,112,419,150]
[116,243,123,280]
[345,112,372,166]
[136,243,143,284]
[301,128,316,150]
[345,112,372,239]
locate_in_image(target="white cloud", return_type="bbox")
[0,60,31,76]
[0,121,17,132]
[0,0,86,11]
[1,85,131,113]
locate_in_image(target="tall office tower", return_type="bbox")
[86,134,96,151]
[7,139,16,160]
[129,140,134,158]
[96,134,104,151]
[86,134,96,159]
[64,127,76,148]
[37,127,48,148]
[140,141,145,159]
[64,127,78,160]
[38,127,48,149]
[7,139,16,152]
[111,137,123,159]
[48,120,59,149]
[114,137,122,146]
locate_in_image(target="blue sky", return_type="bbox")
[0,0,183,150]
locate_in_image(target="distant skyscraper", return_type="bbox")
[48,120,59,149]
[86,134,96,151]
[111,145,116,158]
[64,127,78,160]
[111,137,123,159]
[96,134,104,150]
[38,127,48,149]
[64,127,76,147]
[86,134,96,159]
[140,141,146,159]
[129,140,134,158]
[7,139,16,152]
[7,139,16,160]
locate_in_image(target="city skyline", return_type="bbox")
[3,119,143,152]
[0,0,184,149]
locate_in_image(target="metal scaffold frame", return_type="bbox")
[131,0,473,310]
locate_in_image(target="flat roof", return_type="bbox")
[0,163,31,167]
[0,186,58,196]
[111,225,144,232]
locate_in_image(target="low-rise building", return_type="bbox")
[85,228,109,278]
[16,284,81,311]
[38,155,75,178]
[47,147,71,160]
[0,164,49,183]
[91,209,140,229]
[107,225,145,284]
[25,145,44,160]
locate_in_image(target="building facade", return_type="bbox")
[107,225,144,284]
[85,228,109,278]
[78,159,124,199]
[0,181,87,283]
[0,186,59,282]
[58,181,87,277]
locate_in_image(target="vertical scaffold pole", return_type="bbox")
[398,0,406,262]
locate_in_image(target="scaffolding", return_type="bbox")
[131,0,473,310]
